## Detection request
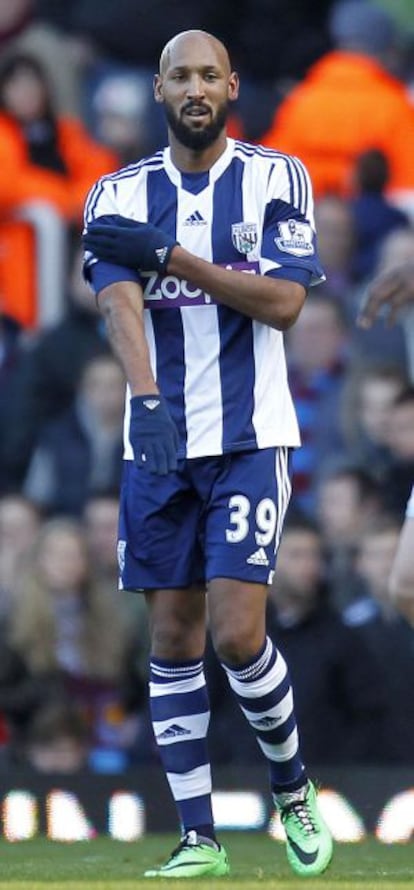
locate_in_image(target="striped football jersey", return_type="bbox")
[84,138,324,459]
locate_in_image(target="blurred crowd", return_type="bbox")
[0,0,413,775]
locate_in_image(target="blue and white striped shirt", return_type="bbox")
[84,138,324,459]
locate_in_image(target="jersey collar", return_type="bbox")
[163,138,235,191]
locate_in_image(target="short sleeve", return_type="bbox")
[82,174,142,292]
[261,154,325,287]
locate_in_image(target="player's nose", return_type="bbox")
[186,74,205,99]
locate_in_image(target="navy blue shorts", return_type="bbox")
[117,447,292,591]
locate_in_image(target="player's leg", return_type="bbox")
[204,448,333,876]
[117,462,228,878]
[208,579,305,789]
[144,586,229,878]
[208,578,332,875]
[146,585,211,836]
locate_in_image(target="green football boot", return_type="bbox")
[144,830,230,878]
[274,780,333,877]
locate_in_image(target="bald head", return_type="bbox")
[159,30,231,77]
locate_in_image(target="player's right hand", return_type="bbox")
[83,214,178,274]
[129,394,179,475]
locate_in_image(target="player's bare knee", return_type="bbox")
[151,618,204,660]
[213,624,262,666]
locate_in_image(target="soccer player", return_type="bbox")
[82,30,333,879]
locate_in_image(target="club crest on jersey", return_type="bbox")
[275,219,314,257]
[231,222,258,255]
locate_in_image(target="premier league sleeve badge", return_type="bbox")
[275,219,314,257]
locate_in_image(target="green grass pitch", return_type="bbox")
[0,834,412,889]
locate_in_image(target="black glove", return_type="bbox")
[129,394,179,474]
[83,214,178,273]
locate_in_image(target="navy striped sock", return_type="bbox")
[150,657,214,833]
[222,637,307,793]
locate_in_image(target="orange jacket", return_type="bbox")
[0,114,118,221]
[0,115,118,327]
[262,51,414,200]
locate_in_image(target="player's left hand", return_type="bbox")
[83,214,178,273]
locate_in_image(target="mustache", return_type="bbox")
[181,101,211,114]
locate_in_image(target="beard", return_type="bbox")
[163,99,229,151]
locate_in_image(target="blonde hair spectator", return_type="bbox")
[9,517,126,680]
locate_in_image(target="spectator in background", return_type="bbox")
[0,0,33,52]
[315,464,385,607]
[342,516,414,763]
[0,247,109,491]
[352,227,414,367]
[266,517,389,764]
[0,494,41,618]
[83,492,120,588]
[206,516,389,765]
[0,52,117,222]
[357,260,414,628]
[261,1,414,210]
[0,636,61,761]
[314,196,356,313]
[0,313,25,492]
[4,517,144,767]
[340,362,409,482]
[90,72,161,164]
[0,51,117,330]
[381,387,414,517]
[23,701,90,773]
[82,492,151,720]
[344,515,402,626]
[222,0,334,141]
[286,294,349,515]
[0,0,94,117]
[350,149,410,283]
[23,354,125,516]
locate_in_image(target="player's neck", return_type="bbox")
[168,131,228,172]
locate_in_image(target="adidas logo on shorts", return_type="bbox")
[246,547,269,566]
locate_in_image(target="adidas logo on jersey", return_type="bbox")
[157,724,191,740]
[183,211,206,226]
[246,547,269,567]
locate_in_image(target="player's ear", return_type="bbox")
[228,71,239,103]
[154,74,163,104]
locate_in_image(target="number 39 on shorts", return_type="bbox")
[225,495,277,546]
